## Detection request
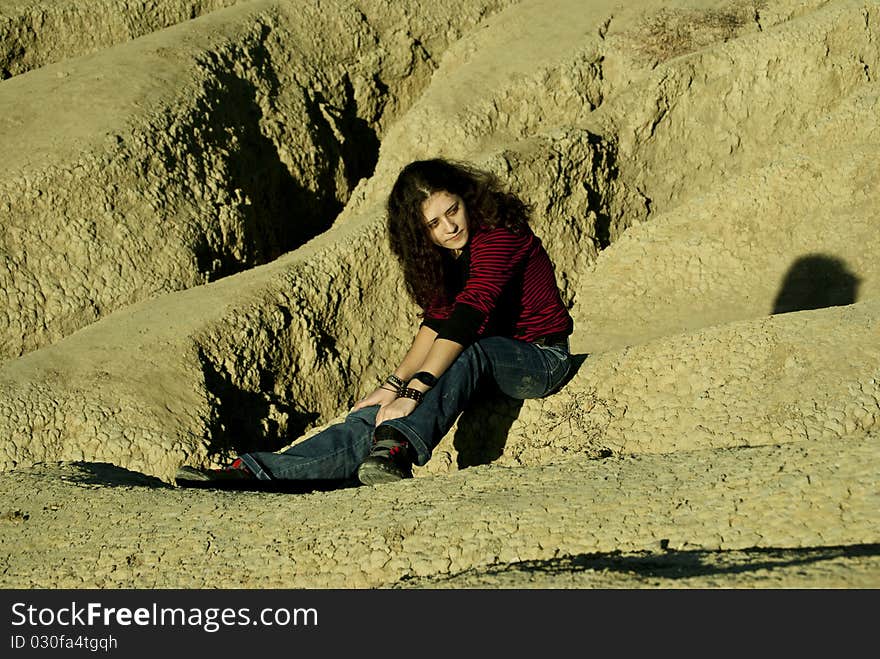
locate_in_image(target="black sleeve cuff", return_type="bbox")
[420,316,445,334]
[436,303,484,346]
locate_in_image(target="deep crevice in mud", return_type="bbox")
[584,131,620,250]
[188,41,381,282]
[197,347,322,463]
[186,66,307,280]
[301,76,381,220]
[0,12,388,362]
[193,297,351,463]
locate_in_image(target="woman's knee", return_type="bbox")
[347,405,379,427]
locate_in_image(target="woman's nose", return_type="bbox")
[440,217,457,233]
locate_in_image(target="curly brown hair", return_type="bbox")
[386,158,531,310]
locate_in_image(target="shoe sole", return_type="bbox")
[356,458,411,486]
[175,465,254,486]
[175,466,213,483]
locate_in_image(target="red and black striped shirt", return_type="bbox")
[421,224,573,345]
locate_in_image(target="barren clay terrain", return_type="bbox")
[0,0,878,588]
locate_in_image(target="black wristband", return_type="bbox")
[411,371,438,388]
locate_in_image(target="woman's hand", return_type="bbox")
[351,386,398,413]
[375,396,419,425]
[350,385,419,424]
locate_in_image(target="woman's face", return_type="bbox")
[421,190,469,252]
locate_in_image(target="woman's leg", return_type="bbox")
[382,337,571,466]
[238,405,379,480]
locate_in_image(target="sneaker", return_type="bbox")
[175,458,255,486]
[357,426,414,486]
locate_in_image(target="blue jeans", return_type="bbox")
[238,336,572,481]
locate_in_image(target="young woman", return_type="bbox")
[177,158,574,488]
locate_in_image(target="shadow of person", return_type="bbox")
[176,475,361,494]
[505,542,880,580]
[452,353,590,469]
[772,254,862,314]
[67,462,171,488]
[453,389,524,469]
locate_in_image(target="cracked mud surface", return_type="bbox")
[0,0,878,589]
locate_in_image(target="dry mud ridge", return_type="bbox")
[0,0,877,589]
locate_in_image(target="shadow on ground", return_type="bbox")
[772,254,861,314]
[64,462,172,488]
[453,352,591,468]
[50,462,358,494]
[409,543,880,583]
[174,476,361,494]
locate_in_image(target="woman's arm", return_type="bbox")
[406,338,464,389]
[351,324,439,413]
[374,336,465,425]
[391,324,440,382]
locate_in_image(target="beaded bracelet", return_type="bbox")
[385,374,406,389]
[396,387,424,404]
